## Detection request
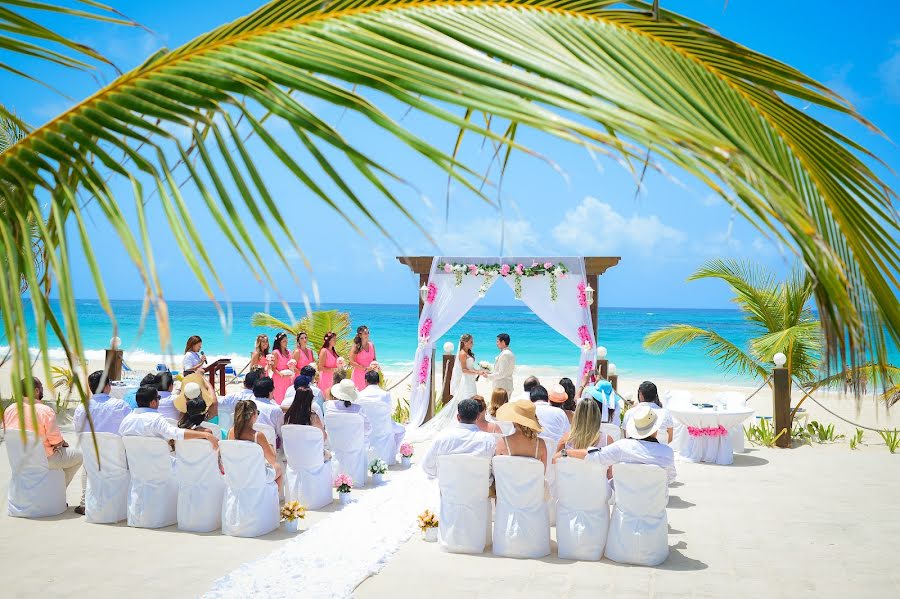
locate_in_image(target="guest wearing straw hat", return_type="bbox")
[119,385,218,448]
[562,404,676,483]
[174,380,215,434]
[324,378,371,443]
[494,399,548,471]
[622,381,674,444]
[549,383,575,425]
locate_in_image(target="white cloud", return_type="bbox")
[552,196,685,256]
[879,41,900,103]
[431,217,540,256]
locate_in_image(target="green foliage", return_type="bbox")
[805,421,844,443]
[877,429,900,454]
[50,365,76,413]
[814,364,900,406]
[251,310,352,358]
[849,428,864,450]
[392,392,410,425]
[744,418,787,448]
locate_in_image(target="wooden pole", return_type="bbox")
[596,358,608,380]
[418,273,428,317]
[589,274,599,341]
[773,366,792,448]
[104,349,123,382]
[442,350,455,407]
[609,374,618,393]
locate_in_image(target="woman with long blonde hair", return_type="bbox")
[554,398,614,459]
[250,334,270,372]
[227,399,282,487]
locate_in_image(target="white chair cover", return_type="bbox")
[78,433,129,524]
[600,423,622,443]
[201,421,223,440]
[121,436,178,528]
[543,438,557,527]
[326,412,368,487]
[6,431,66,518]
[254,423,276,449]
[282,425,333,509]
[359,401,398,465]
[436,455,491,554]
[217,405,234,435]
[605,463,669,566]
[175,439,225,532]
[492,455,550,558]
[220,440,279,537]
[555,458,610,560]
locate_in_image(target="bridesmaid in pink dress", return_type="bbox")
[271,332,294,404]
[250,334,270,373]
[291,331,315,373]
[349,325,377,390]
[318,332,340,399]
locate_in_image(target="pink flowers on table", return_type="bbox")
[687,425,729,438]
[577,281,588,308]
[500,264,510,277]
[418,356,430,384]
[577,325,592,349]
[399,443,414,458]
[334,474,353,493]
[419,318,433,339]
[443,263,452,273]
[426,283,437,304]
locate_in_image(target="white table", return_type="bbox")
[109,384,139,400]
[669,406,754,465]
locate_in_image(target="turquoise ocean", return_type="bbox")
[10,300,897,385]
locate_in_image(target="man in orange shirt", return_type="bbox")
[3,377,85,514]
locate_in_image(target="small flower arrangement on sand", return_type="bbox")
[399,442,414,467]
[418,509,439,541]
[334,473,353,494]
[280,501,306,522]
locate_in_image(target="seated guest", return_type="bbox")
[357,370,391,407]
[283,382,326,439]
[421,399,497,479]
[489,388,509,419]
[562,405,676,484]
[220,369,259,412]
[282,374,324,422]
[548,383,574,425]
[301,364,325,415]
[522,375,540,399]
[558,378,578,424]
[494,399,548,471]
[74,370,132,434]
[553,398,613,461]
[228,399,282,487]
[530,384,570,449]
[325,379,371,443]
[154,372,180,421]
[4,376,85,514]
[471,395,501,434]
[623,381,674,444]
[587,380,622,428]
[251,376,284,442]
[174,381,214,434]
[119,385,218,448]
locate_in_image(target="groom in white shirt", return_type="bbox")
[490,333,515,393]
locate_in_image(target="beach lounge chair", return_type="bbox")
[282,425,333,509]
[555,457,610,561]
[605,463,669,566]
[175,438,225,532]
[78,432,130,524]
[326,412,368,488]
[437,455,492,554]
[5,431,67,518]
[220,440,279,537]
[492,455,550,559]
[122,436,178,528]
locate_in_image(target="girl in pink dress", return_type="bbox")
[271,332,294,404]
[349,325,377,390]
[292,331,315,373]
[250,334,270,373]
[318,332,340,399]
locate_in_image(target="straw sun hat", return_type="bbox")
[174,372,215,413]
[625,404,663,440]
[330,379,359,403]
[496,399,542,433]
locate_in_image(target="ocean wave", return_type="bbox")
[0,346,249,367]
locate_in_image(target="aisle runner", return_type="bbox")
[204,465,437,599]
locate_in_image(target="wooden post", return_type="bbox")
[424,349,436,422]
[773,366,791,448]
[609,374,618,393]
[589,274,599,341]
[418,273,428,317]
[596,358,608,380]
[442,350,455,407]
[104,349,123,382]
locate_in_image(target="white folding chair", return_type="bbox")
[175,439,225,532]
[605,463,669,566]
[437,455,491,554]
[282,425,333,509]
[600,423,622,443]
[219,440,280,537]
[326,412,367,487]
[254,423,276,449]
[359,401,399,465]
[201,421,223,440]
[555,458,610,560]
[6,431,66,518]
[217,404,234,435]
[121,436,178,528]
[542,437,558,527]
[492,455,550,559]
[78,432,129,524]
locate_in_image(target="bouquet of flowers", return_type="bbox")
[280,500,306,522]
[334,473,353,494]
[336,357,346,369]
[417,509,439,532]
[368,458,388,475]
[478,360,491,373]
[367,360,381,372]
[399,443,414,458]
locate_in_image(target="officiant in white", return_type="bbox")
[489,333,515,393]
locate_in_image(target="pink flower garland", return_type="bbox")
[418,355,430,384]
[500,264,511,277]
[577,325,592,348]
[582,359,593,378]
[577,281,587,308]
[687,425,729,438]
[419,318,433,339]
[426,283,437,304]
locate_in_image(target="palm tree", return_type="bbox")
[2,0,898,416]
[250,310,353,360]
[643,259,823,384]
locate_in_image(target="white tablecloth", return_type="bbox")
[109,385,139,400]
[669,407,754,465]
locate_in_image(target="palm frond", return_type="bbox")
[251,310,353,358]
[643,324,768,380]
[750,322,822,383]
[813,363,900,405]
[0,0,896,420]
[689,259,780,331]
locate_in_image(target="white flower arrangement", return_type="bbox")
[369,458,388,475]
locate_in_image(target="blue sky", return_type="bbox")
[4,0,899,309]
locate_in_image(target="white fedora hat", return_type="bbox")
[331,379,359,403]
[625,404,662,440]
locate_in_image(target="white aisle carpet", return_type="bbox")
[204,465,437,599]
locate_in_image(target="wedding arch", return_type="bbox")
[397,256,621,429]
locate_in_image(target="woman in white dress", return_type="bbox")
[183,335,206,374]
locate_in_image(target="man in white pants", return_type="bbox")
[489,333,515,394]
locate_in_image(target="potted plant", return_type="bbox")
[399,442,414,467]
[334,473,353,505]
[369,458,388,484]
[417,509,439,542]
[280,500,306,532]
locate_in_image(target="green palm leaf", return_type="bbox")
[643,324,768,380]
[0,0,897,420]
[251,310,353,359]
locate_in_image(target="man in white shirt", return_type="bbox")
[251,376,284,441]
[563,405,676,484]
[489,333,515,394]
[530,384,570,448]
[421,399,497,479]
[357,370,392,407]
[119,385,218,448]
[220,369,259,412]
[74,370,132,434]
[621,381,674,444]
[326,379,371,443]
[150,372,180,421]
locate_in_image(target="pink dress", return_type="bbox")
[272,350,292,404]
[351,342,376,390]
[319,350,338,398]
[294,347,315,372]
